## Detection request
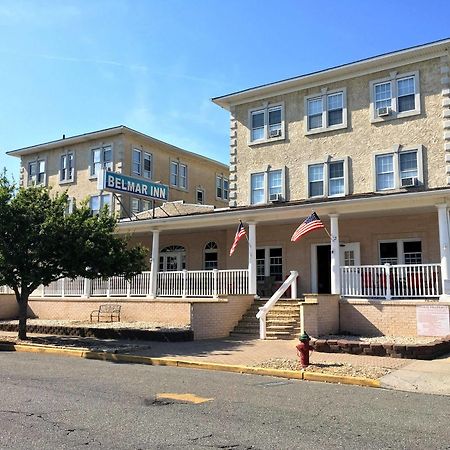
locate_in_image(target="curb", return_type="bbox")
[0,342,381,389]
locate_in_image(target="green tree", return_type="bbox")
[0,176,147,340]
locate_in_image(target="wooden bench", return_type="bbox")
[90,304,121,323]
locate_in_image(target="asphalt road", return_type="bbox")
[0,353,449,450]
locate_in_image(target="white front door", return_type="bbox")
[340,242,361,266]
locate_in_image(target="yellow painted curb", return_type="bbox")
[0,342,380,388]
[302,370,381,388]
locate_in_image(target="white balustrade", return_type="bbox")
[340,264,442,299]
[28,269,250,299]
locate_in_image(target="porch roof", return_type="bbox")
[117,187,450,234]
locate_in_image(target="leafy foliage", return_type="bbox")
[0,175,148,338]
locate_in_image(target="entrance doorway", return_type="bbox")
[311,242,361,293]
[317,245,331,294]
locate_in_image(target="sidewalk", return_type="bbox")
[1,331,449,395]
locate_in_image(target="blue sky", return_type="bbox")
[1,0,449,178]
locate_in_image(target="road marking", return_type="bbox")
[156,393,213,404]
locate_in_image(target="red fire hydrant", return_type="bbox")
[296,332,311,369]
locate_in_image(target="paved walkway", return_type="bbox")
[1,331,449,395]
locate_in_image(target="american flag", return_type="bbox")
[229,221,247,256]
[291,212,324,242]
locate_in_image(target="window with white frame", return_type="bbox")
[216,175,229,201]
[91,145,112,177]
[305,89,346,133]
[131,149,152,179]
[28,160,46,185]
[90,194,111,215]
[196,188,205,205]
[249,104,284,143]
[379,240,422,265]
[143,152,152,179]
[204,241,218,270]
[370,71,420,121]
[375,147,422,191]
[256,247,283,282]
[132,149,141,175]
[170,161,188,189]
[60,152,74,183]
[308,160,346,198]
[250,168,284,204]
[131,197,140,215]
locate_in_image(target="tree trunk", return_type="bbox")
[17,291,29,340]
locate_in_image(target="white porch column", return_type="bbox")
[248,222,257,296]
[436,204,450,300]
[149,229,160,298]
[329,214,341,295]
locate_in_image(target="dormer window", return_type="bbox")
[249,103,284,144]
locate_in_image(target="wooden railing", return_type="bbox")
[340,264,442,299]
[157,269,249,297]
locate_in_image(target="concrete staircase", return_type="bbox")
[230,298,302,340]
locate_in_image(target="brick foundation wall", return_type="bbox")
[0,294,19,319]
[340,299,450,336]
[302,294,340,337]
[191,295,255,339]
[27,298,192,327]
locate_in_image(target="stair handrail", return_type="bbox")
[256,270,298,340]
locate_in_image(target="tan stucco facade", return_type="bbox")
[13,127,229,216]
[230,57,447,207]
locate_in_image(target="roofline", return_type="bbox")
[117,187,450,234]
[212,37,450,109]
[6,125,229,170]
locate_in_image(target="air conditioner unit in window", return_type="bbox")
[377,106,391,117]
[401,176,419,187]
[269,129,282,138]
[269,193,284,202]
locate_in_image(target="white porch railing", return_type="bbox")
[157,269,249,297]
[340,263,442,299]
[27,269,249,299]
[256,270,298,340]
[0,285,14,294]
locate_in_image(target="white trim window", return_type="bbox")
[256,247,283,282]
[143,152,152,179]
[90,194,111,215]
[370,71,421,121]
[307,159,347,198]
[60,152,74,183]
[28,160,46,186]
[374,146,423,191]
[132,149,141,175]
[216,175,229,201]
[379,240,422,265]
[249,103,284,144]
[204,241,218,270]
[250,168,285,204]
[91,145,112,177]
[305,88,347,134]
[131,197,140,215]
[132,149,152,179]
[196,188,205,205]
[171,161,188,189]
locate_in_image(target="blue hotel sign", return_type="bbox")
[98,170,169,202]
